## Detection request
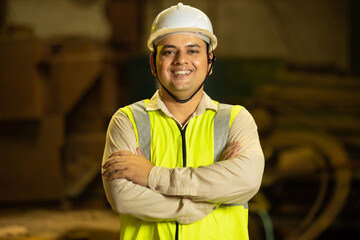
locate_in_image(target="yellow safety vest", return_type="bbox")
[120,100,248,240]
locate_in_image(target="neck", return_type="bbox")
[159,88,203,125]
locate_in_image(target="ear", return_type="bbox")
[149,53,156,76]
[207,52,214,75]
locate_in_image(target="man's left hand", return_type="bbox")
[102,147,154,187]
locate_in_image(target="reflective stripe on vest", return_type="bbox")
[130,101,151,160]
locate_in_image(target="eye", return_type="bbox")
[162,50,175,56]
[188,49,200,54]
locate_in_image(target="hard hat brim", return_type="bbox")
[147,27,217,52]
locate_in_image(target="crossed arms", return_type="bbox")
[101,108,264,224]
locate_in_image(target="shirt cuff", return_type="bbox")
[148,166,171,193]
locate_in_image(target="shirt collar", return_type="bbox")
[147,90,218,118]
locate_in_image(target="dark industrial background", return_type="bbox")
[0,0,359,239]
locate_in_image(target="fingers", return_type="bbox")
[102,148,143,178]
[104,149,137,169]
[104,168,128,181]
[136,147,146,158]
[229,141,241,154]
[229,141,241,151]
[220,141,242,161]
[102,147,153,185]
[104,147,146,169]
[108,150,134,158]
[106,171,123,181]
[102,162,127,179]
[102,156,126,169]
[225,149,238,159]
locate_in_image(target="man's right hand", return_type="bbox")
[102,148,154,187]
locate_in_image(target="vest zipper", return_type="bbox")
[175,124,188,240]
[179,125,188,167]
[175,222,179,240]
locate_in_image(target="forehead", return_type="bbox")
[158,33,207,48]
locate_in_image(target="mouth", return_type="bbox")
[172,70,192,77]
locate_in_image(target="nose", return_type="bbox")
[174,50,188,65]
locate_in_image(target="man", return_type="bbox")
[102,3,264,240]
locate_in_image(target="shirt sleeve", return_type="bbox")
[148,108,265,205]
[102,110,217,224]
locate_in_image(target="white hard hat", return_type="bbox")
[147,2,217,52]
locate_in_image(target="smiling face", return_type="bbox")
[150,33,212,101]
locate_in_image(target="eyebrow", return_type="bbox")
[162,44,202,49]
[162,45,176,49]
[187,44,201,48]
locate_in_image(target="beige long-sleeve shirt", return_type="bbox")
[102,91,264,224]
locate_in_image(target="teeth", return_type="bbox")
[174,71,190,75]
